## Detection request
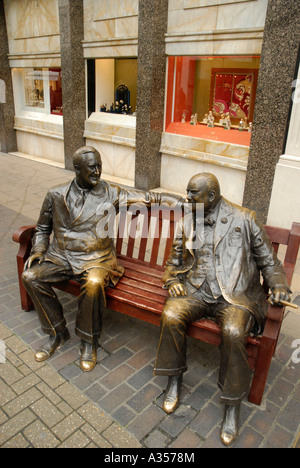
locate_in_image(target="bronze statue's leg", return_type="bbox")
[76,268,110,372]
[221,405,241,447]
[22,261,73,362]
[154,296,206,376]
[22,261,73,336]
[163,375,182,414]
[216,305,255,406]
[215,305,255,446]
[76,267,109,343]
[154,295,206,414]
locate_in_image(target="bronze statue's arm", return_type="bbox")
[162,221,188,297]
[24,192,53,270]
[109,183,184,210]
[249,211,291,304]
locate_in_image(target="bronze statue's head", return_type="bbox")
[73,146,102,190]
[186,173,221,213]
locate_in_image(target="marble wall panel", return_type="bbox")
[166,0,268,56]
[215,0,268,31]
[84,112,136,183]
[161,133,249,166]
[267,156,300,229]
[285,64,300,158]
[8,56,61,68]
[14,113,64,140]
[83,0,138,55]
[167,7,218,35]
[161,152,246,205]
[84,113,136,148]
[85,137,135,183]
[160,130,248,203]
[13,112,64,164]
[16,130,64,165]
[83,41,138,59]
[4,0,60,58]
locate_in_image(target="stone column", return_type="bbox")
[0,0,17,153]
[267,60,300,229]
[58,0,86,170]
[242,0,300,223]
[135,0,169,190]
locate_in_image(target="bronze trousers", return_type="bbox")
[22,261,109,343]
[154,294,255,406]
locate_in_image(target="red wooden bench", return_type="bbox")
[12,206,300,406]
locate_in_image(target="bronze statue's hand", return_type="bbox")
[24,253,45,271]
[168,283,187,298]
[269,287,291,306]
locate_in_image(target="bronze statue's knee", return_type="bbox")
[83,270,106,293]
[22,269,37,287]
[161,303,183,328]
[222,322,245,343]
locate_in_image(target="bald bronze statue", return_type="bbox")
[153,173,291,446]
[22,146,180,373]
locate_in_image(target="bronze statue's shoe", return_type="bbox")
[35,328,70,362]
[220,404,240,446]
[163,376,182,414]
[80,341,98,372]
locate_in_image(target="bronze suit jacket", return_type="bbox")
[162,197,290,333]
[31,179,181,284]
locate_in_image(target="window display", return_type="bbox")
[49,69,63,115]
[210,69,258,124]
[13,68,63,115]
[165,56,260,145]
[90,58,137,117]
[24,68,45,108]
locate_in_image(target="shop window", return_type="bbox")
[90,58,137,116]
[13,68,63,115]
[165,56,260,145]
[24,68,45,109]
[49,69,63,115]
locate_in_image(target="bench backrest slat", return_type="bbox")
[115,206,180,268]
[116,208,300,282]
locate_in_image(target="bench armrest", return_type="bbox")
[12,225,36,312]
[12,225,36,245]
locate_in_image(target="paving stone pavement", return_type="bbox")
[0,152,299,449]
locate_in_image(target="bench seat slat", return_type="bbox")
[112,282,167,305]
[119,256,164,275]
[120,276,168,298]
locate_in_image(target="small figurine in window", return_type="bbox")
[224,113,231,130]
[248,122,253,133]
[239,119,246,131]
[181,113,186,124]
[219,114,226,126]
[190,114,198,125]
[207,111,215,128]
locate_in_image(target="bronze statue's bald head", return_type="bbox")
[186,173,221,213]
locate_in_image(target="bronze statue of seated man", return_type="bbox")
[22,146,180,373]
[153,173,291,446]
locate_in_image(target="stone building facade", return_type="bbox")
[0,0,299,228]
